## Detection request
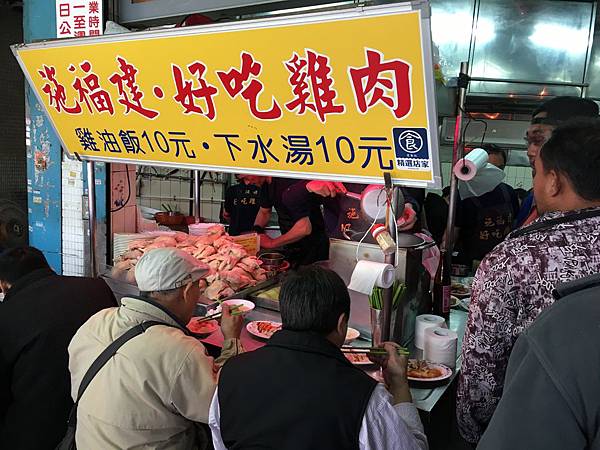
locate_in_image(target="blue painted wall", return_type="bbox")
[24,0,62,272]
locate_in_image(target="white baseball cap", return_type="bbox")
[135,248,209,292]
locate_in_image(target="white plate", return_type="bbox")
[345,327,360,344]
[246,320,282,339]
[208,299,255,315]
[344,352,373,365]
[407,360,452,382]
[451,283,471,298]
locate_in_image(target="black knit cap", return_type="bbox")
[531,96,599,125]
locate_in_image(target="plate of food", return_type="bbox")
[207,299,255,315]
[187,318,219,337]
[344,327,360,344]
[246,320,282,339]
[344,353,373,365]
[451,282,471,298]
[450,295,460,307]
[407,359,452,382]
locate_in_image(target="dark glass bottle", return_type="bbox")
[432,250,451,320]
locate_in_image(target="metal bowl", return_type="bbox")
[260,252,285,267]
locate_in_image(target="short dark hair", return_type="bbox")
[481,144,507,167]
[0,246,50,284]
[279,265,350,334]
[532,96,599,125]
[540,118,600,201]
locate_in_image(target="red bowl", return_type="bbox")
[154,212,185,225]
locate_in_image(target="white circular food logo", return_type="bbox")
[398,130,423,154]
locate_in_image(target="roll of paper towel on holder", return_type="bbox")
[423,327,458,369]
[348,260,395,295]
[453,148,489,181]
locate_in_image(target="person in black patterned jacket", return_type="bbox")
[456,119,600,445]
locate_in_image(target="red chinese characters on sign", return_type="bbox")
[348,49,412,120]
[69,61,114,114]
[216,52,282,120]
[109,56,159,119]
[172,62,218,120]
[38,65,82,114]
[57,3,71,36]
[56,1,103,38]
[284,50,344,122]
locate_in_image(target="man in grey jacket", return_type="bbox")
[478,273,600,450]
[69,248,243,450]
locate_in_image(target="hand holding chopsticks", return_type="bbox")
[196,304,244,323]
[341,345,410,357]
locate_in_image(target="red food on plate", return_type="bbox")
[344,353,371,364]
[187,318,218,335]
[256,321,281,337]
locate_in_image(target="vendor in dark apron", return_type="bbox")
[454,182,519,268]
[321,183,421,243]
[253,178,329,267]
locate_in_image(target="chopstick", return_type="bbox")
[341,346,410,356]
[195,304,243,323]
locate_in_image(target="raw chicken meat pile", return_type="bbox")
[112,225,267,300]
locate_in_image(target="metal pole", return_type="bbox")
[86,161,98,277]
[381,186,404,342]
[193,170,201,221]
[466,76,588,88]
[443,61,469,256]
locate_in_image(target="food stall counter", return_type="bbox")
[201,303,468,413]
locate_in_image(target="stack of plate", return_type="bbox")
[188,223,220,236]
[112,231,176,263]
[113,233,146,263]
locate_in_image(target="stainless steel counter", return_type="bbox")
[202,305,468,413]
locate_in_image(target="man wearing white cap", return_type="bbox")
[68,248,243,450]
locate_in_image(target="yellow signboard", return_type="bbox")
[13,4,441,187]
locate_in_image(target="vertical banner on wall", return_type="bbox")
[55,0,105,275]
[56,0,103,38]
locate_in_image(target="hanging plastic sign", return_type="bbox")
[14,2,441,187]
[56,1,104,38]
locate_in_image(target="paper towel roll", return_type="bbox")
[347,260,395,295]
[415,314,447,349]
[458,163,506,200]
[423,326,458,369]
[453,148,488,181]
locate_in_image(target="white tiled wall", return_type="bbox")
[62,158,85,276]
[137,168,227,222]
[504,166,533,191]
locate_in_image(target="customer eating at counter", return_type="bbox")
[68,248,244,449]
[457,119,600,445]
[0,246,117,450]
[254,177,330,267]
[209,265,427,450]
